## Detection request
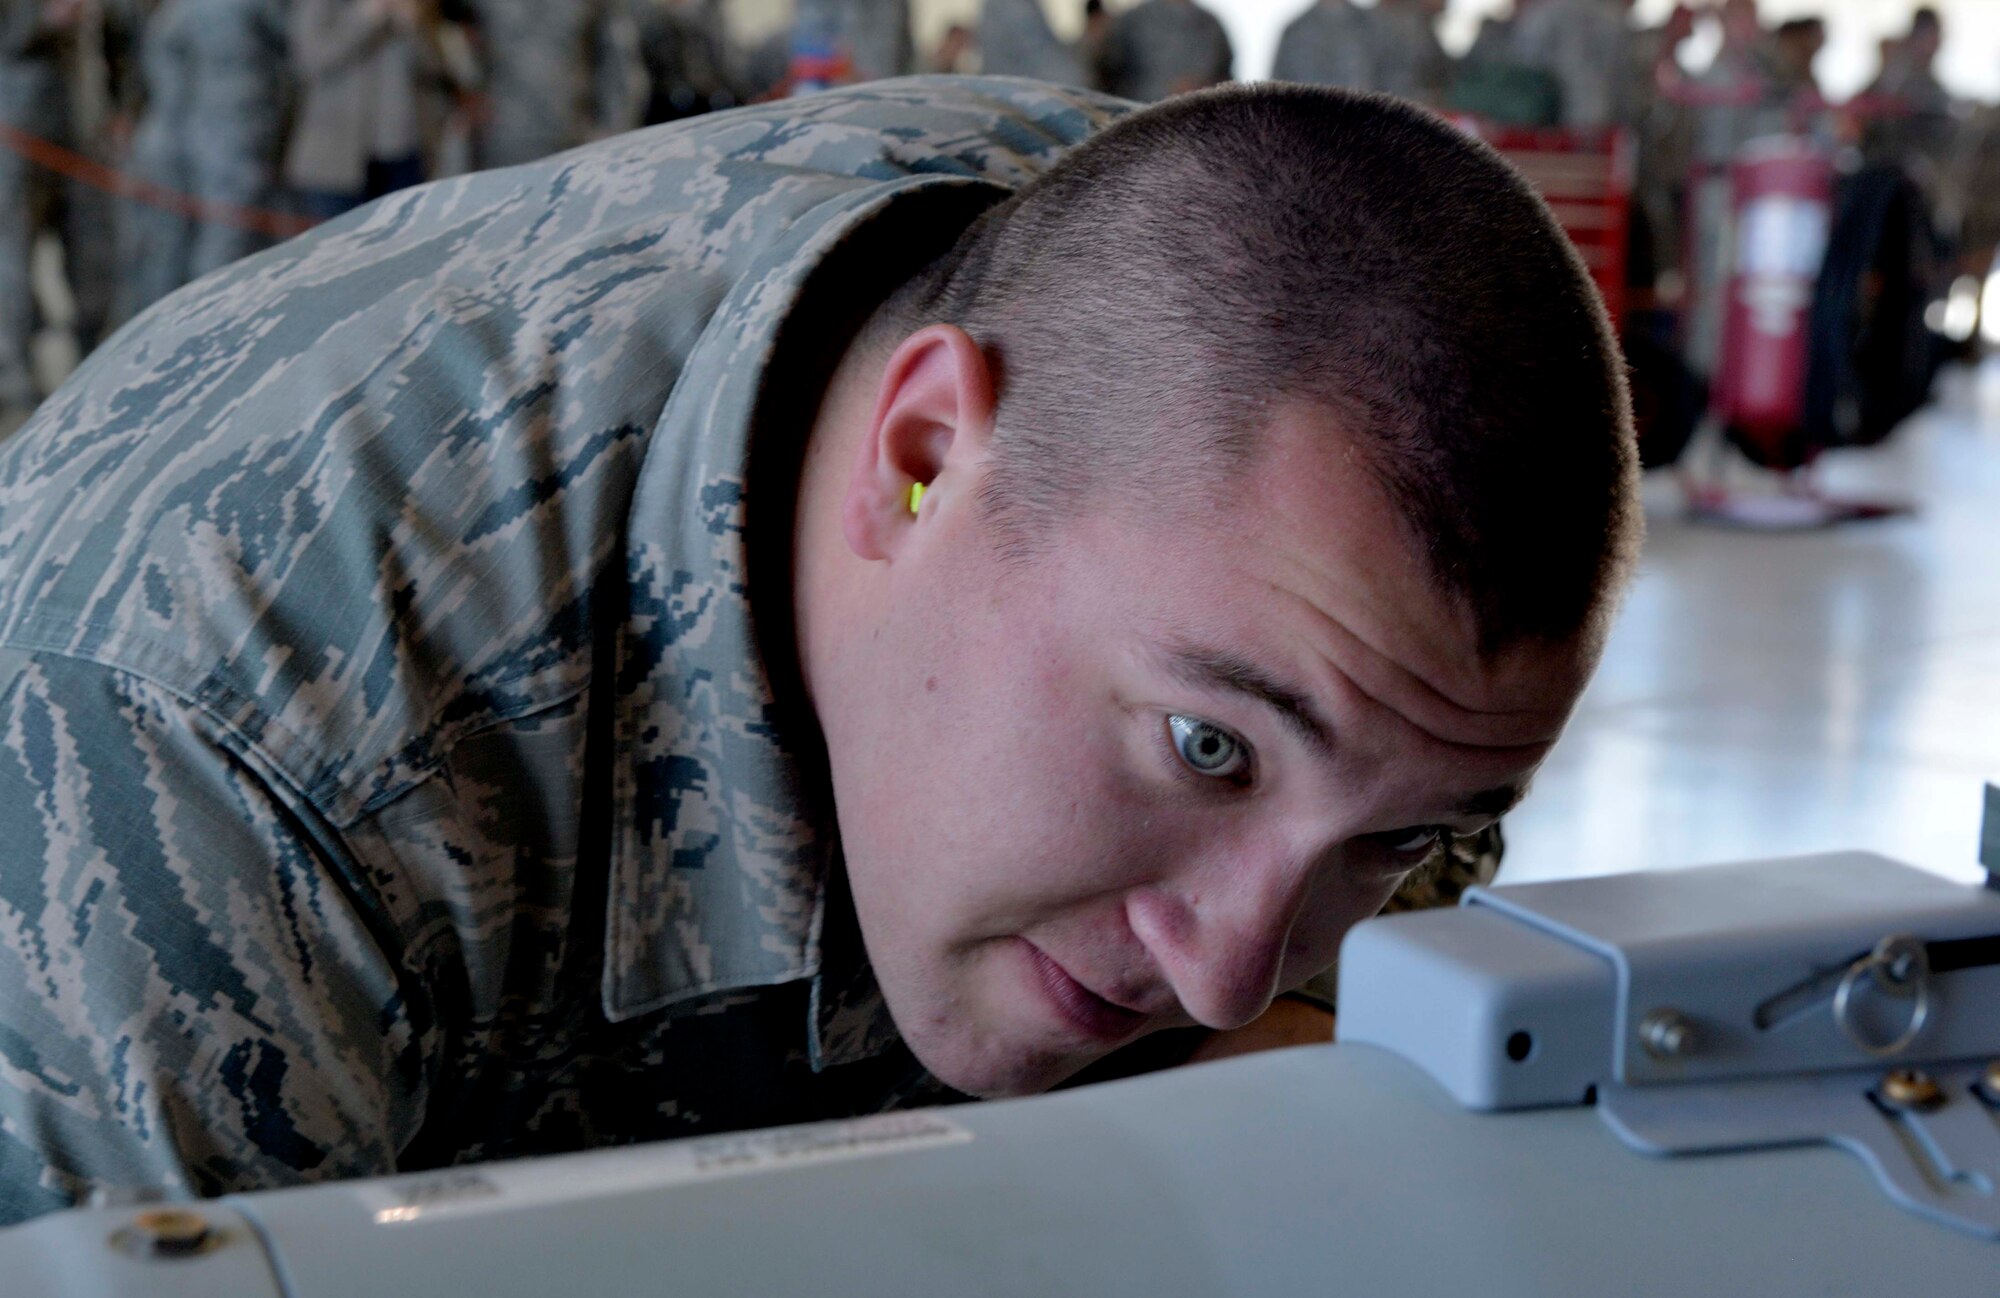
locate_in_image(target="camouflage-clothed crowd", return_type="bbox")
[0,0,1203,422]
[10,0,1999,423]
[0,0,745,417]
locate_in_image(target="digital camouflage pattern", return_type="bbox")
[1270,0,1378,94]
[0,75,1130,1226]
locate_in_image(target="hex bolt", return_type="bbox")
[129,1208,213,1258]
[1879,1068,1946,1113]
[1639,1009,1698,1059]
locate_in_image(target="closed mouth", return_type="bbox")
[1022,940,1149,1042]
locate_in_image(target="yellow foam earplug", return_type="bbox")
[908,482,926,516]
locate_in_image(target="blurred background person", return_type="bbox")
[1510,0,1636,130]
[1079,0,1110,75]
[1765,17,1837,147]
[1370,0,1448,107]
[735,20,793,99]
[1672,0,1775,379]
[634,0,737,123]
[1859,6,1959,205]
[1627,1,1697,289]
[1769,15,1827,105]
[792,0,913,84]
[1954,88,2000,285]
[284,0,467,221]
[1447,0,1559,125]
[928,17,971,71]
[56,0,133,356]
[1461,0,1533,64]
[115,0,290,322]
[1271,0,1377,92]
[0,0,84,415]
[1100,0,1232,102]
[978,0,1085,87]
[1865,5,1949,115]
[462,0,642,169]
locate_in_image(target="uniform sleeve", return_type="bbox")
[0,654,430,1226]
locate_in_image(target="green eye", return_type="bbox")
[1167,715,1250,780]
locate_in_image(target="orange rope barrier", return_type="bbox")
[0,121,315,239]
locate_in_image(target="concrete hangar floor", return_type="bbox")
[1505,358,2000,889]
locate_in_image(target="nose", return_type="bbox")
[1126,838,1321,1031]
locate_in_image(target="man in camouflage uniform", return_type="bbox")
[977,0,1084,88]
[466,0,643,169]
[1271,0,1376,93]
[0,77,1634,1223]
[1099,0,1231,102]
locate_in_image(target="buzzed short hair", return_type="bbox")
[888,85,1640,656]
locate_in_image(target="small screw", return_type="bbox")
[1639,1009,1698,1059]
[1978,1059,2000,1103]
[1879,1067,1946,1112]
[130,1208,212,1257]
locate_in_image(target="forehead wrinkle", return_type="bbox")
[1245,466,1581,734]
[1260,571,1571,751]
[1256,540,1568,728]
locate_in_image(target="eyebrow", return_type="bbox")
[1163,642,1532,821]
[1160,643,1338,760]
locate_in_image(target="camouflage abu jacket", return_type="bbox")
[0,76,1127,1225]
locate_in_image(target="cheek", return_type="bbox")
[846,605,1143,921]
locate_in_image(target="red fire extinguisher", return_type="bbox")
[1710,139,1834,468]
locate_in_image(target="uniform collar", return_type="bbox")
[598,172,1011,1073]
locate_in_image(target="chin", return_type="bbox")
[900,1022,1091,1099]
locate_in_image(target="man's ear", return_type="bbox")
[841,324,996,562]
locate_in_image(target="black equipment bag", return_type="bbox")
[1796,163,1946,458]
